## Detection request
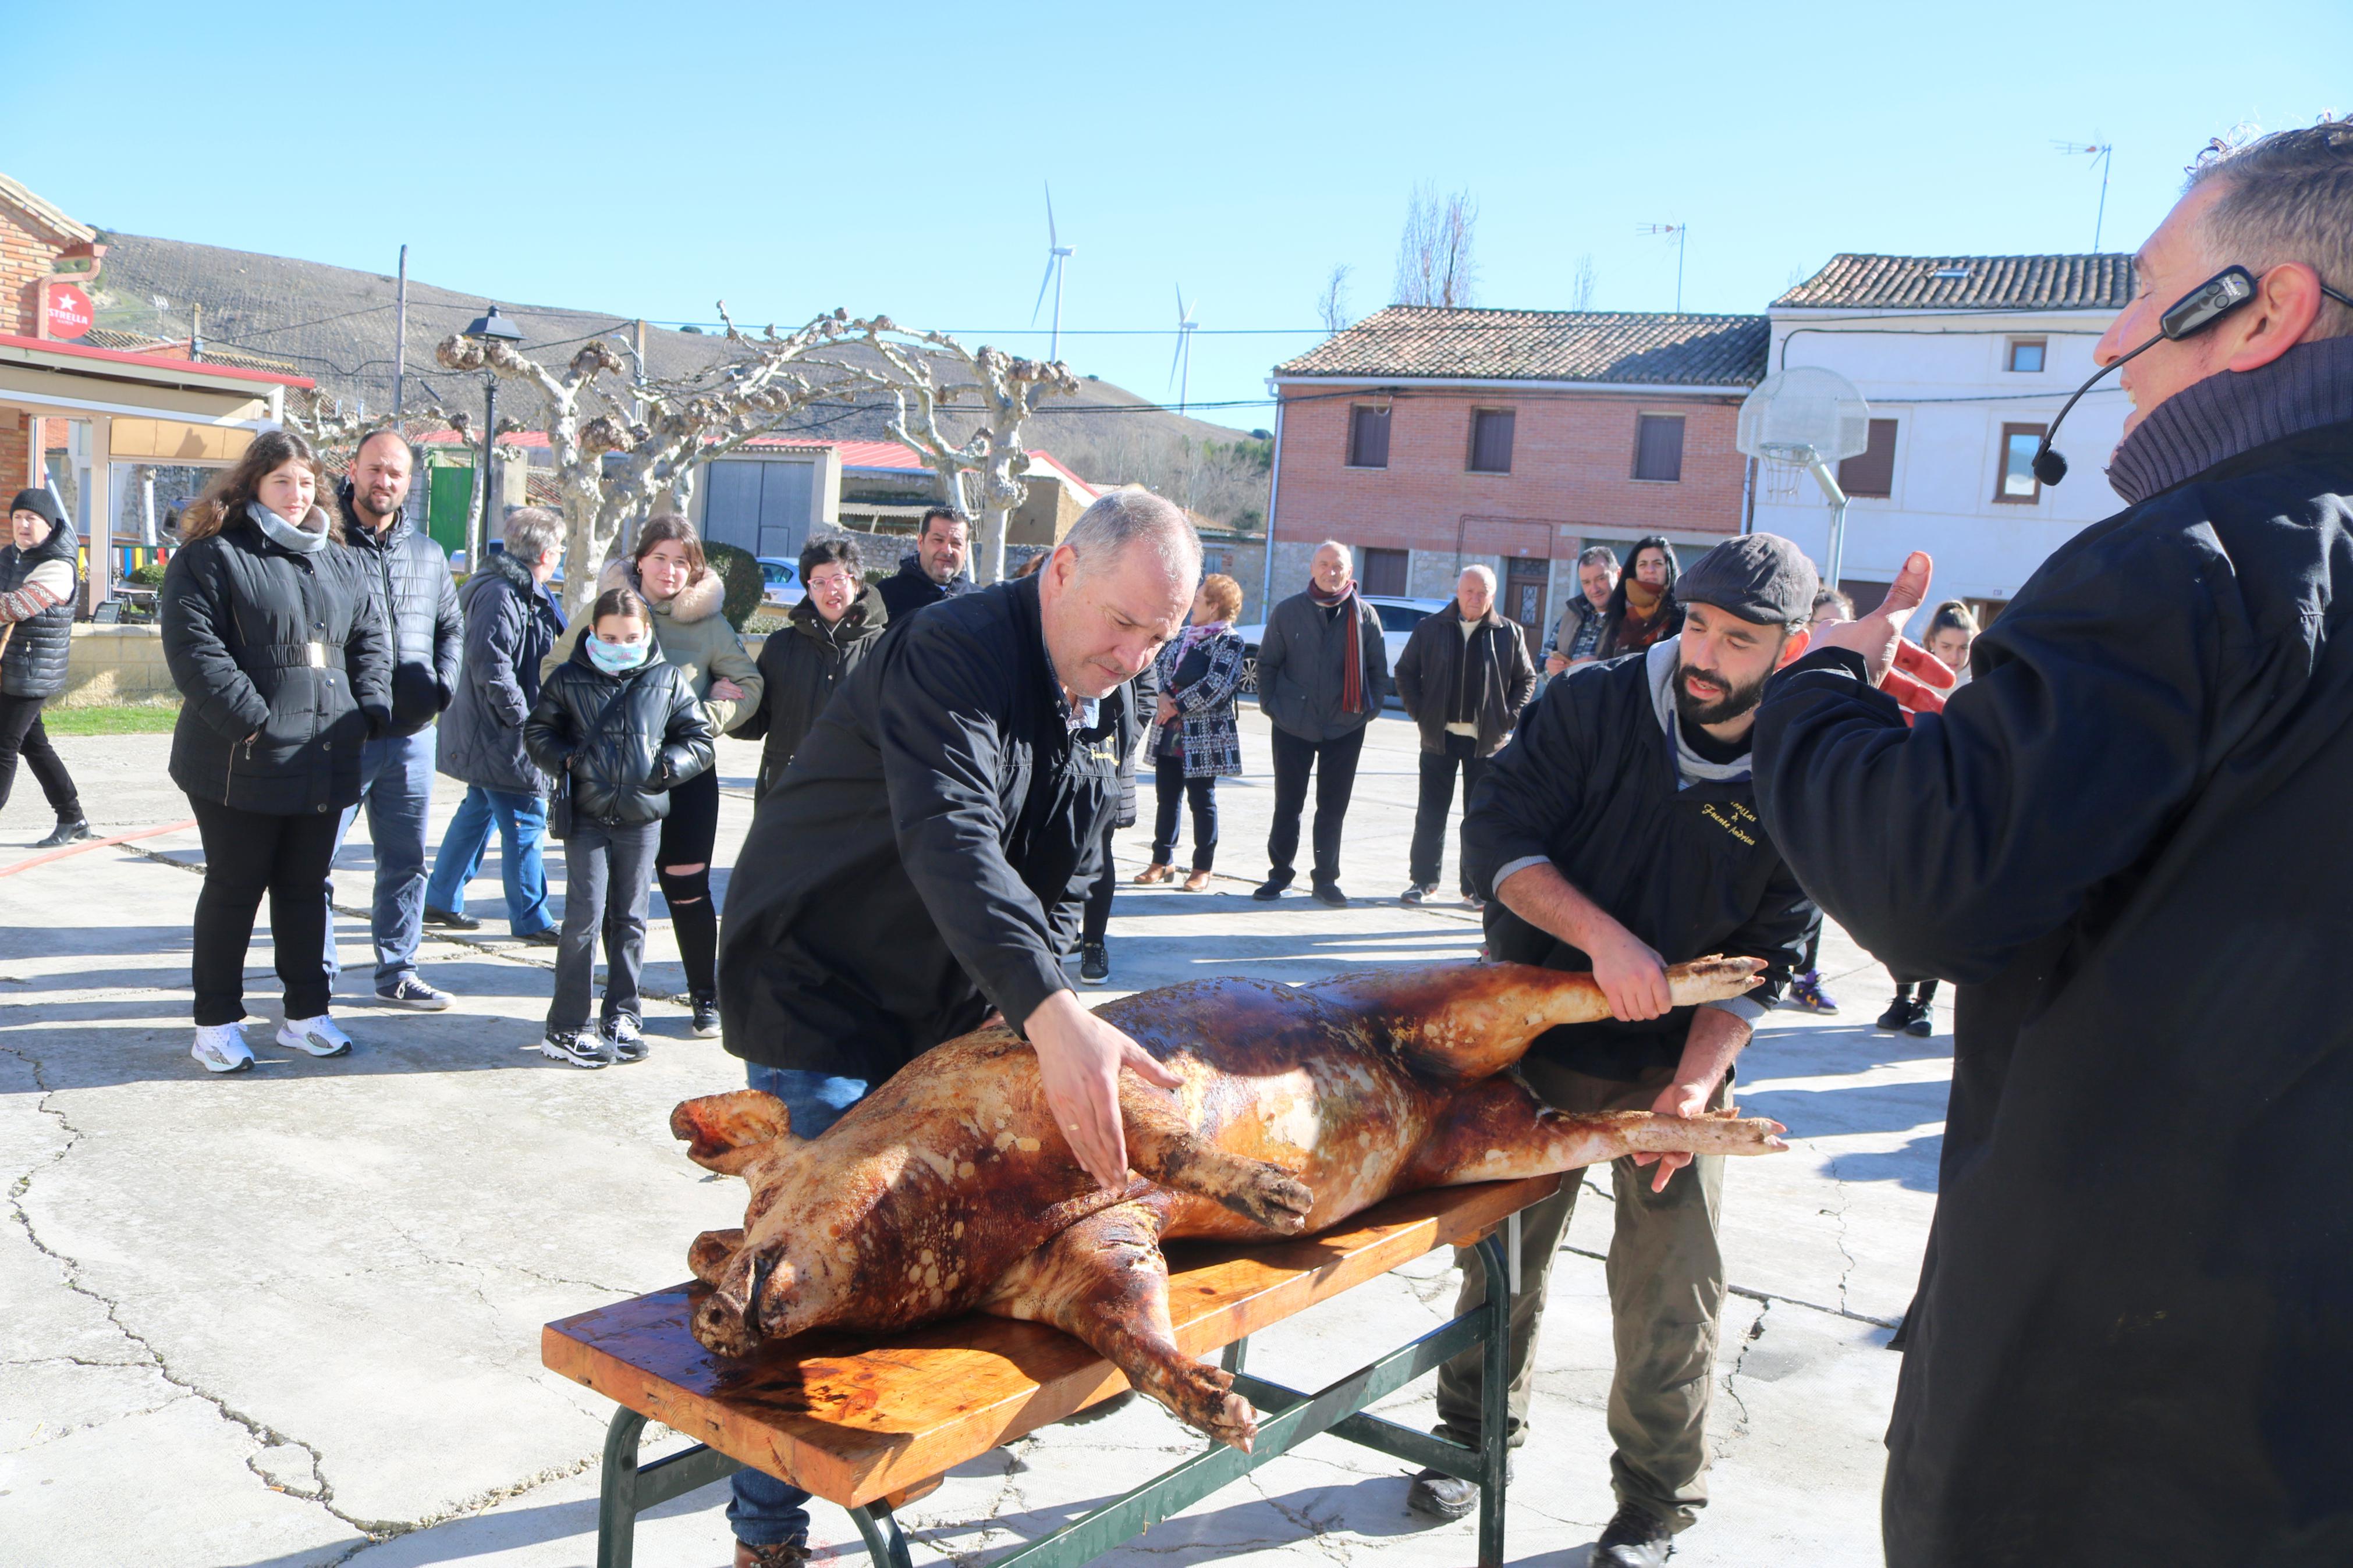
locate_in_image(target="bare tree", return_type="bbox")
[1571,253,1598,311]
[1393,184,1479,308]
[1317,264,1354,335]
[837,320,1079,584]
[435,311,885,621]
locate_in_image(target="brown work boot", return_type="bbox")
[733,1540,811,1567]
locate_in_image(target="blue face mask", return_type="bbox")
[587,635,649,674]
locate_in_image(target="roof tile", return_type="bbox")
[1277,307,1768,386]
[1774,253,2136,311]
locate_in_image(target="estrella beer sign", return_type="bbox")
[44,283,93,339]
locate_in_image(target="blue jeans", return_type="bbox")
[423,784,555,935]
[727,1065,871,1548]
[326,731,438,991]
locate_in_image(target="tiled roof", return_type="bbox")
[1276,307,1769,387]
[1775,253,2135,311]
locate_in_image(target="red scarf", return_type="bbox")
[1308,576,1369,714]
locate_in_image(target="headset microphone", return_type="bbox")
[2031,265,2259,486]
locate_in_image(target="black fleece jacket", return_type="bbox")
[719,572,1139,1080]
[1752,417,2353,1566]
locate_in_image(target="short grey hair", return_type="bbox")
[1064,490,1201,582]
[1458,563,1497,590]
[1578,545,1620,571]
[502,506,563,566]
[2187,119,2353,337]
[1312,539,1352,564]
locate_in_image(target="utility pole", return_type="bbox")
[190,303,204,362]
[394,244,409,413]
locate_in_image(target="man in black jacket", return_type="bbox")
[715,490,1199,1567]
[874,506,974,621]
[1252,540,1390,906]
[325,431,463,1008]
[1752,124,2353,1566]
[1422,534,1820,1567]
[1393,564,1536,905]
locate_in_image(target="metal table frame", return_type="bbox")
[593,1230,1514,1568]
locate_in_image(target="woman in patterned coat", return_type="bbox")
[1135,572,1247,890]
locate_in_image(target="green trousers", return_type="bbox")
[1432,1057,1731,1532]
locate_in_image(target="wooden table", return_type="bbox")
[544,1173,1557,1567]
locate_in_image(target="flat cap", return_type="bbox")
[1676,534,1819,626]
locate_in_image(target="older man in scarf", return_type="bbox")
[1251,539,1389,906]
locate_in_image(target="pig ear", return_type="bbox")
[688,1228,743,1287]
[670,1090,797,1173]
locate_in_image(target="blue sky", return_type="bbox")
[14,1,2350,425]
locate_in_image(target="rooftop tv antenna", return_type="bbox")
[1736,366,1872,588]
[1169,287,1199,414]
[1031,184,1076,361]
[1639,222,1688,312]
[2054,140,2115,251]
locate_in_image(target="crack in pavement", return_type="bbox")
[0,1039,391,1539]
[1821,1144,1859,1320]
[1719,1300,1771,1441]
[1244,1466,1357,1566]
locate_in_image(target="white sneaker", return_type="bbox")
[191,1023,255,1074]
[276,1015,354,1058]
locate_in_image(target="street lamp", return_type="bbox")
[461,304,524,567]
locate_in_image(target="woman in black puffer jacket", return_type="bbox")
[0,488,88,846]
[159,430,391,1074]
[523,586,714,1068]
[737,535,888,799]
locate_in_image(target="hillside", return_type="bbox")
[93,233,1269,527]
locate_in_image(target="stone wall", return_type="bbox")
[58,625,177,707]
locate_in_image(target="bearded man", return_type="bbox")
[1419,533,1822,1567]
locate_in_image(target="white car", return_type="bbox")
[1234,595,1450,702]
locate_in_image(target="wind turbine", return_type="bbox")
[1639,222,1688,312]
[1031,184,1076,361]
[1169,287,1199,415]
[2054,140,2116,251]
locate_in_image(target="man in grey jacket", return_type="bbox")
[1252,540,1389,906]
[326,431,464,1008]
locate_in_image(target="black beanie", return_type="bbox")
[9,488,67,532]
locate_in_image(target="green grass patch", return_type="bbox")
[43,700,182,735]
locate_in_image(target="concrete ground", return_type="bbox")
[0,701,1946,1567]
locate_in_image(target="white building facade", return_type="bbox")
[1752,254,2136,616]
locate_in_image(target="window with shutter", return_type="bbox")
[1361,547,1409,597]
[1838,418,1900,499]
[1347,405,1391,468]
[1468,408,1515,473]
[1632,415,1684,482]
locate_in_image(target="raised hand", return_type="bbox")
[1813,551,1935,688]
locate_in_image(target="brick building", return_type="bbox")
[0,172,307,612]
[1265,307,1768,651]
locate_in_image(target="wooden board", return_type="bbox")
[542,1175,1558,1507]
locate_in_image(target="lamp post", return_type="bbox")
[460,304,524,567]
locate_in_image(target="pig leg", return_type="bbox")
[1303,958,1767,1083]
[980,1196,1258,1451]
[670,1090,796,1175]
[1119,1074,1314,1234]
[1408,1076,1787,1187]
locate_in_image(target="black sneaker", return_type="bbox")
[1079,943,1110,984]
[1251,877,1288,901]
[375,975,453,1011]
[516,927,562,947]
[690,993,721,1039]
[1905,1005,1936,1039]
[601,1014,649,1063]
[32,816,91,849]
[539,1028,611,1069]
[1875,995,1918,1032]
[1400,883,1438,904]
[1596,1502,1673,1566]
[423,906,481,931]
[1311,882,1349,908]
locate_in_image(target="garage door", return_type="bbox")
[704,460,814,560]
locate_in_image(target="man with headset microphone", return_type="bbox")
[1751,122,2353,1566]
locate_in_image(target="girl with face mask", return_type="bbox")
[523,586,715,1068]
